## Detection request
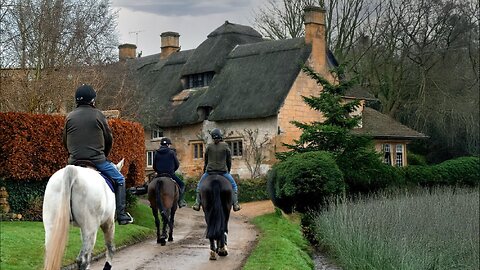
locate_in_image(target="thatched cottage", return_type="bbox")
[118,6,425,180]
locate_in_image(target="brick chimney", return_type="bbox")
[160,32,180,59]
[118,43,137,61]
[304,6,327,74]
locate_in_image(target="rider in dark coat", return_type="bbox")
[192,128,241,212]
[153,138,187,208]
[63,84,133,225]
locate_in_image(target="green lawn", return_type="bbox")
[313,187,479,270]
[0,203,155,270]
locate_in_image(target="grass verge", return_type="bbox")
[0,202,155,270]
[313,187,479,270]
[244,209,314,270]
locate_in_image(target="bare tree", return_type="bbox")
[237,129,271,179]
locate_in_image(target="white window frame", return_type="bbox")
[146,151,154,167]
[151,129,163,140]
[395,144,403,167]
[382,143,392,165]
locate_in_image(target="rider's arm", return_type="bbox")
[172,150,179,171]
[99,112,113,157]
[203,145,209,172]
[226,146,232,173]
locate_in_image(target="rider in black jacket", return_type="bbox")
[153,138,187,208]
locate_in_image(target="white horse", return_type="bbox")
[42,159,124,270]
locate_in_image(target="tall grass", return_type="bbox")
[313,187,479,270]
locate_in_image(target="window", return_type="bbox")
[146,151,154,167]
[395,144,403,167]
[382,144,392,165]
[227,140,243,157]
[151,129,163,140]
[187,72,214,88]
[193,142,204,159]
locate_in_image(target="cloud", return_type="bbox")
[112,0,252,17]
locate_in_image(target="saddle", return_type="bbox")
[72,160,116,192]
[155,173,180,190]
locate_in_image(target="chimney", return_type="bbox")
[304,6,327,74]
[160,32,180,59]
[118,43,137,61]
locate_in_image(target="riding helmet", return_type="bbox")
[210,128,223,140]
[75,84,96,104]
[160,137,172,146]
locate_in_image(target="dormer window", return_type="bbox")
[187,72,214,88]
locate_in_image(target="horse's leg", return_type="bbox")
[168,208,175,242]
[159,210,169,246]
[209,238,217,260]
[100,218,115,270]
[77,227,98,270]
[151,207,162,244]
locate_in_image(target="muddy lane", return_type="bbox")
[89,205,259,270]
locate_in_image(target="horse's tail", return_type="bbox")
[44,166,75,270]
[155,179,168,221]
[206,179,226,239]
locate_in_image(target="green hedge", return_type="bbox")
[404,156,480,187]
[238,177,268,202]
[268,151,345,213]
[0,179,47,221]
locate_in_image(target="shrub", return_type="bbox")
[0,179,47,220]
[337,147,402,194]
[407,152,427,165]
[404,156,479,187]
[238,177,268,202]
[267,151,345,213]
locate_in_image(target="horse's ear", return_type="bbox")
[116,158,125,171]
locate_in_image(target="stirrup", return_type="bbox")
[178,200,187,208]
[233,204,241,212]
[118,212,134,225]
[192,204,200,211]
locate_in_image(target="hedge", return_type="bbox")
[0,112,145,187]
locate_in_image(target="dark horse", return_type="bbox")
[148,175,179,246]
[199,174,233,260]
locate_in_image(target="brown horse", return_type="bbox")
[147,175,179,246]
[199,174,233,260]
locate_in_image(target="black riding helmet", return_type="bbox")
[160,137,172,146]
[210,128,223,140]
[75,84,96,105]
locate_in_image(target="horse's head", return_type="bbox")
[116,158,125,171]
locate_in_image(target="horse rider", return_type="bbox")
[192,128,241,212]
[63,84,134,225]
[152,137,187,208]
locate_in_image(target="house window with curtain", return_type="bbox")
[146,151,154,167]
[395,144,404,166]
[382,144,392,165]
[193,142,204,159]
[226,140,243,157]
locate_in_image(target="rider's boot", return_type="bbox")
[232,191,241,212]
[115,184,134,225]
[131,182,148,195]
[178,187,187,208]
[192,191,201,211]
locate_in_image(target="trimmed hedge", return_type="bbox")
[404,156,480,187]
[268,151,345,213]
[0,112,145,187]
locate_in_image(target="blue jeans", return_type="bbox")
[196,172,237,192]
[96,160,125,185]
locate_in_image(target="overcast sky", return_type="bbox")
[111,0,269,57]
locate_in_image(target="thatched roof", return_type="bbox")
[128,21,376,128]
[352,107,427,140]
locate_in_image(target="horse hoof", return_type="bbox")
[168,237,173,242]
[218,246,228,256]
[209,250,217,260]
[103,261,112,270]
